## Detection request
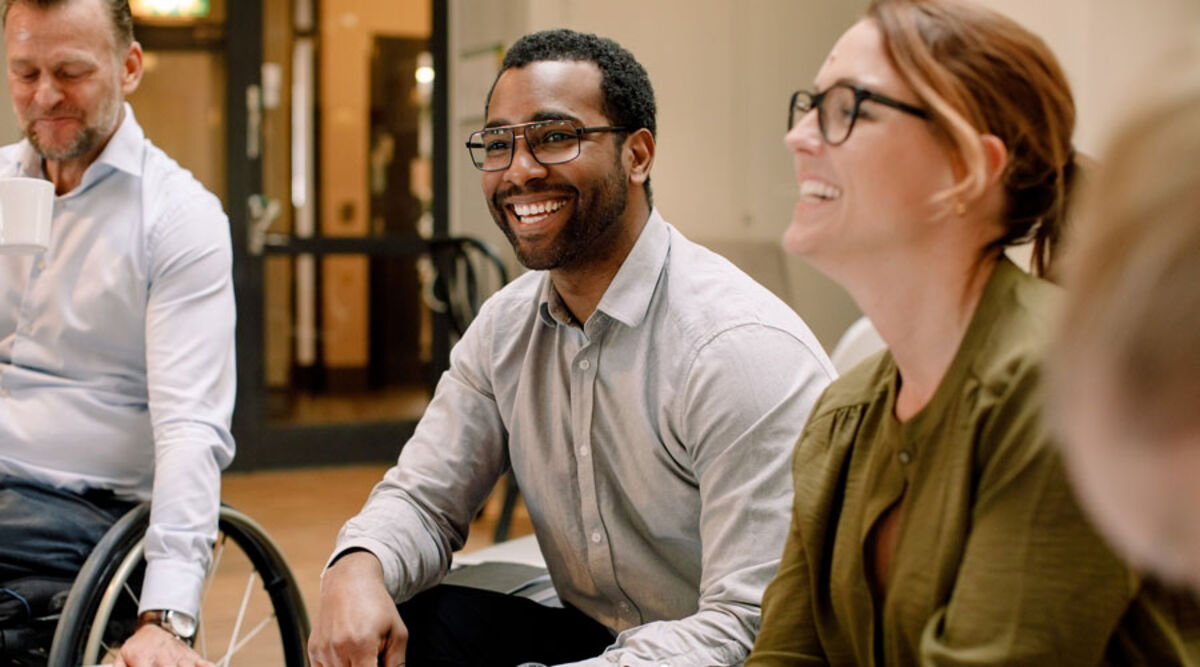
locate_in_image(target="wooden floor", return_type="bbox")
[218,464,532,638]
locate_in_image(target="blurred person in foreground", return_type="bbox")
[748,0,1200,664]
[0,0,234,665]
[1051,35,1200,597]
[308,28,834,667]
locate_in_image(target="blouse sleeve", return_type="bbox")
[748,491,829,666]
[918,360,1138,666]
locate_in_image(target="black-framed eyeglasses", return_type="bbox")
[465,119,629,171]
[788,83,930,146]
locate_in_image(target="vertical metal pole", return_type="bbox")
[430,0,452,386]
[229,0,265,461]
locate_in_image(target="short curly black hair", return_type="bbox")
[486,29,657,204]
[487,28,657,139]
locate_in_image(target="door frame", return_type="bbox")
[226,0,450,469]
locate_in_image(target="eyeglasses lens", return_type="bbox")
[526,121,580,165]
[820,85,857,145]
[468,120,582,171]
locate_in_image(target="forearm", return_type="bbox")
[140,188,236,616]
[140,423,230,615]
[333,484,465,603]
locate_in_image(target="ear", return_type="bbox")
[979,133,1009,189]
[623,127,655,187]
[119,41,144,96]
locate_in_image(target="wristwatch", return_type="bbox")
[137,609,197,641]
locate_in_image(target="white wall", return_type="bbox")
[0,34,20,144]
[982,0,1200,155]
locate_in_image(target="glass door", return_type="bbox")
[224,0,450,468]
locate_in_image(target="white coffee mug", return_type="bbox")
[0,176,54,254]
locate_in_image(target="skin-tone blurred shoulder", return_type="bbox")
[1052,34,1200,594]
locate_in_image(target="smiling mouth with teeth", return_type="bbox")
[510,198,568,224]
[799,179,842,202]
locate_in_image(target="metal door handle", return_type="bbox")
[247,194,281,256]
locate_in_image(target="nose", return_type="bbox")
[784,108,822,155]
[503,135,548,187]
[32,76,64,110]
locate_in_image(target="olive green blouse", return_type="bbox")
[749,259,1200,666]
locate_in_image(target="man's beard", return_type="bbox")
[24,92,121,162]
[27,121,104,161]
[490,157,629,272]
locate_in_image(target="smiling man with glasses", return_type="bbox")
[310,27,835,667]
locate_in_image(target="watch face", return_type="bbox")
[165,610,197,638]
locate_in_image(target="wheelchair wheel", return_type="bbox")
[48,504,309,666]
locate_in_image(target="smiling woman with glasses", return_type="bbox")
[748,0,1200,665]
[788,82,929,146]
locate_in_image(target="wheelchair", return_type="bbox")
[4,502,309,666]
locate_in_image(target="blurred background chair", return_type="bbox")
[421,237,523,543]
[830,316,886,375]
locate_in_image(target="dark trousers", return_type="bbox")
[0,477,136,661]
[0,476,134,583]
[397,584,614,667]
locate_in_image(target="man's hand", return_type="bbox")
[113,624,214,667]
[308,550,408,667]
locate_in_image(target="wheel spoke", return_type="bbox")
[197,615,209,660]
[123,579,139,608]
[217,570,259,666]
[196,532,227,659]
[217,614,277,664]
[202,533,228,602]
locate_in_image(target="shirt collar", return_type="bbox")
[89,103,144,177]
[12,102,143,182]
[536,208,670,330]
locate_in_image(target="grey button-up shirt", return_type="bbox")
[336,210,834,666]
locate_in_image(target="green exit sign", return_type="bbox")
[131,0,210,18]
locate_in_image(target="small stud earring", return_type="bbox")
[955,200,967,216]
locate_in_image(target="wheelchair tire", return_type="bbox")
[48,504,309,666]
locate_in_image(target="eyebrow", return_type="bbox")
[9,56,97,70]
[813,77,869,92]
[484,110,581,129]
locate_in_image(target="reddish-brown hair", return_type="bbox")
[867,0,1076,277]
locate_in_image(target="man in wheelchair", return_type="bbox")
[0,1,235,665]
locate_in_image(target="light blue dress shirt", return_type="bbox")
[0,105,235,617]
[335,210,836,666]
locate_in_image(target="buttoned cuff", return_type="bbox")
[138,557,205,618]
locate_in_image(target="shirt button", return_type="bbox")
[578,359,591,370]
[590,531,603,544]
[36,260,45,271]
[898,450,913,464]
[578,445,590,457]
